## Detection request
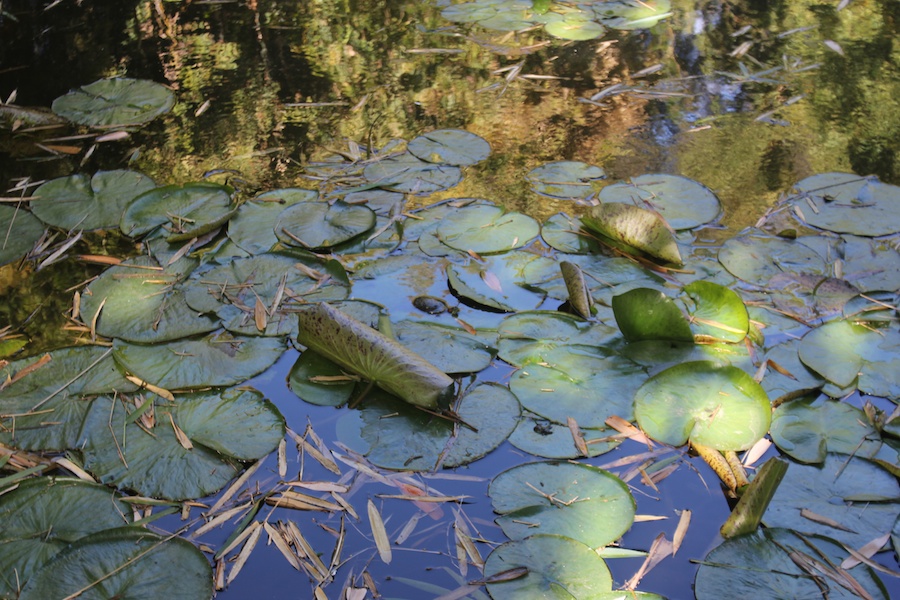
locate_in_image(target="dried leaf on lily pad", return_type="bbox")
[295,302,454,409]
[582,202,682,264]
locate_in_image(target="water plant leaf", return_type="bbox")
[840,234,900,293]
[759,339,824,400]
[447,253,545,313]
[770,397,881,464]
[274,200,375,250]
[582,202,682,264]
[483,534,613,599]
[112,330,285,390]
[540,212,603,253]
[51,77,175,126]
[683,280,749,343]
[798,319,900,399]
[695,528,889,600]
[718,230,827,285]
[526,160,606,199]
[287,350,356,407]
[599,174,721,230]
[489,461,635,547]
[497,310,619,367]
[295,303,454,409]
[789,173,900,237]
[544,17,605,40]
[31,170,156,231]
[393,320,495,374]
[633,361,771,450]
[762,454,900,548]
[442,382,521,468]
[227,188,318,255]
[0,204,44,267]
[594,0,673,30]
[121,182,234,239]
[363,152,462,195]
[0,477,131,597]
[720,458,788,539]
[19,527,212,600]
[436,204,539,254]
[612,287,693,343]
[407,129,491,166]
[508,417,620,459]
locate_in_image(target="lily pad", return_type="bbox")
[274,200,376,250]
[0,204,44,267]
[508,416,620,459]
[762,454,900,548]
[789,173,900,236]
[527,161,606,199]
[393,320,496,374]
[598,174,721,230]
[497,310,619,367]
[540,212,603,254]
[594,0,673,30]
[771,397,881,464]
[0,478,131,598]
[798,319,900,399]
[227,188,318,255]
[695,528,889,600]
[31,170,156,231]
[633,361,771,450]
[19,527,212,600]
[683,280,749,343]
[408,129,491,166]
[288,350,356,407]
[582,202,682,264]
[121,182,234,239]
[840,234,900,293]
[51,78,175,127]
[363,152,462,195]
[544,17,606,40]
[447,253,545,312]
[489,461,635,547]
[759,339,825,400]
[718,230,828,286]
[612,287,693,343]
[436,204,539,254]
[112,330,286,390]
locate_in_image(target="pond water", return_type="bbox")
[1,1,899,599]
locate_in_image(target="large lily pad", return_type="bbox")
[789,173,900,236]
[695,528,888,600]
[274,200,375,250]
[121,182,234,239]
[508,416,620,459]
[363,152,462,195]
[771,397,881,464]
[526,161,606,200]
[51,78,175,126]
[497,310,619,367]
[447,253,545,312]
[599,174,721,230]
[633,361,771,450]
[435,204,539,254]
[489,461,635,547]
[0,204,44,267]
[393,320,495,374]
[582,202,682,264]
[227,188,318,255]
[718,230,827,286]
[31,170,156,231]
[0,478,131,597]
[407,129,490,166]
[19,527,212,600]
[612,287,693,343]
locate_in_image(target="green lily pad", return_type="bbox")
[274,200,375,250]
[634,361,771,450]
[695,528,889,600]
[483,534,612,600]
[408,129,491,166]
[598,174,721,230]
[447,253,545,313]
[508,416,620,459]
[227,188,318,255]
[0,478,131,598]
[594,0,673,30]
[19,527,212,600]
[582,202,682,264]
[51,78,175,127]
[759,339,824,400]
[436,204,539,254]
[540,212,603,254]
[510,346,646,427]
[393,320,496,374]
[789,173,900,237]
[544,18,606,40]
[342,189,405,216]
[489,461,635,547]
[526,161,606,200]
[798,320,900,399]
[763,454,900,548]
[612,287,693,343]
[0,204,44,267]
[0,346,137,451]
[121,182,234,239]
[112,330,286,390]
[497,311,619,367]
[622,339,753,374]
[288,350,356,407]
[718,230,828,286]
[683,280,749,343]
[840,234,900,293]
[31,170,156,231]
[771,397,881,464]
[363,152,462,195]
[80,256,218,343]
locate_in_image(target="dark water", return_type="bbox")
[2,1,899,599]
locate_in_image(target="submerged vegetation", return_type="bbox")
[1,1,899,598]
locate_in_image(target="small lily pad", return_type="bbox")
[508,416,620,459]
[227,188,318,255]
[408,129,491,166]
[634,361,771,450]
[582,202,682,264]
[51,78,175,127]
[544,18,606,40]
[598,174,721,230]
[0,204,44,267]
[595,0,673,30]
[121,182,234,239]
[275,200,376,250]
[436,204,539,254]
[527,161,606,199]
[771,397,881,464]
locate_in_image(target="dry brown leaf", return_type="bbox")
[800,508,856,532]
[673,509,691,555]
[368,499,392,564]
[841,533,891,569]
[124,375,175,402]
[605,415,654,447]
[254,297,267,332]
[226,521,262,584]
[169,414,193,450]
[566,416,588,457]
[264,522,302,570]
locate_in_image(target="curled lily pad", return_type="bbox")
[612,287,693,343]
[771,397,881,464]
[489,461,635,547]
[718,230,827,285]
[683,280,749,343]
[634,361,771,450]
[227,188,318,255]
[436,204,539,254]
[789,173,900,236]
[0,204,44,267]
[121,182,234,239]
[275,200,375,250]
[599,174,721,230]
[582,202,682,264]
[31,170,156,231]
[363,152,462,195]
[527,161,606,200]
[51,78,175,127]
[19,527,212,600]
[407,129,491,166]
